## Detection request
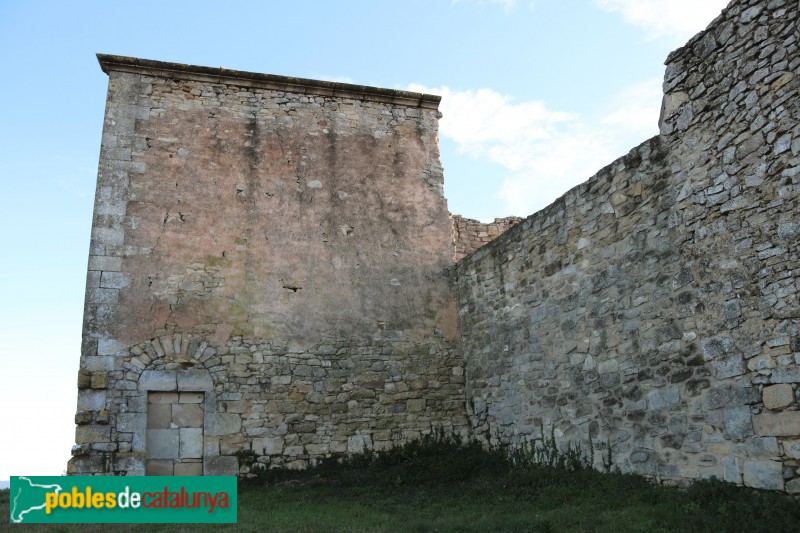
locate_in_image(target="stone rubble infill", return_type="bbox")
[451,215,523,261]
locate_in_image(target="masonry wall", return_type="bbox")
[70,56,469,476]
[451,215,523,261]
[455,0,800,492]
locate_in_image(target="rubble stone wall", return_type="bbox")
[451,215,523,261]
[455,0,800,492]
[70,56,469,476]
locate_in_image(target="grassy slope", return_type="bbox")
[2,437,799,532]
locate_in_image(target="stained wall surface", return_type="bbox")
[70,56,468,476]
[455,0,800,491]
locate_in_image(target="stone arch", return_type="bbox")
[119,333,239,476]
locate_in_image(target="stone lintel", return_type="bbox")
[96,54,441,110]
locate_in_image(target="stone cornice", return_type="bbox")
[96,54,441,110]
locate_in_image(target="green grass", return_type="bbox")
[3,435,799,531]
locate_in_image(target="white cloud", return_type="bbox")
[600,77,662,137]
[409,85,576,165]
[595,0,729,41]
[412,80,664,216]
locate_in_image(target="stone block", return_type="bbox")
[647,386,680,410]
[180,392,204,404]
[177,369,213,390]
[78,369,92,389]
[90,372,109,389]
[75,411,93,425]
[77,390,106,411]
[139,370,177,391]
[97,338,126,356]
[253,437,284,455]
[83,355,116,371]
[131,425,146,452]
[100,271,130,289]
[146,403,172,429]
[146,429,179,459]
[305,443,329,455]
[146,459,173,476]
[763,384,794,409]
[597,359,619,375]
[88,255,123,272]
[783,439,800,459]
[284,446,304,456]
[747,436,779,456]
[786,478,800,495]
[220,436,246,456]
[407,399,426,412]
[92,226,125,246]
[206,413,241,436]
[113,452,145,475]
[204,436,220,456]
[348,434,373,453]
[174,462,203,476]
[224,400,249,413]
[180,428,203,459]
[771,368,800,384]
[117,412,146,434]
[753,412,800,436]
[703,388,730,410]
[88,287,119,305]
[204,456,239,476]
[722,456,741,484]
[701,336,734,361]
[330,440,348,454]
[148,392,179,404]
[723,406,753,442]
[172,403,204,428]
[743,460,784,490]
[710,355,746,379]
[158,335,174,356]
[76,425,111,444]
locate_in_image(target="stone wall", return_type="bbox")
[451,215,523,261]
[455,0,800,492]
[70,55,469,476]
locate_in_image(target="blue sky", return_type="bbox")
[0,0,728,482]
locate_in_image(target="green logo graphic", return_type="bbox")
[9,476,237,524]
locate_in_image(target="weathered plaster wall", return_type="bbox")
[71,56,468,476]
[451,215,523,261]
[455,0,800,491]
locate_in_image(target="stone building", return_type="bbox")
[71,54,469,476]
[71,0,800,493]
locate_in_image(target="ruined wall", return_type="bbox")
[451,215,523,261]
[71,56,468,476]
[455,0,800,492]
